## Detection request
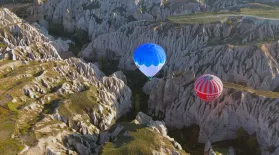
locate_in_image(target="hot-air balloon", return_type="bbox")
[133,43,166,80]
[194,74,223,102]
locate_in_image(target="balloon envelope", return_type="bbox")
[194,74,223,102]
[133,43,166,78]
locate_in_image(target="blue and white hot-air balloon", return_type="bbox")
[133,43,166,80]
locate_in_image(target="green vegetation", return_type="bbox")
[227,19,232,25]
[224,82,279,98]
[168,7,279,24]
[247,3,276,9]
[168,125,203,155]
[117,70,149,122]
[233,127,261,154]
[214,148,228,155]
[101,122,189,155]
[58,87,100,118]
[0,107,23,155]
[168,12,232,24]
[169,125,261,155]
[0,42,7,49]
[0,60,87,154]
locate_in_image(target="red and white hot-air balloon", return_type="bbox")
[194,74,223,102]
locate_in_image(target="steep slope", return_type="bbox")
[81,14,279,91]
[0,58,133,154]
[0,7,190,155]
[71,112,188,155]
[38,0,205,38]
[144,70,279,155]
[0,7,72,60]
[0,8,133,155]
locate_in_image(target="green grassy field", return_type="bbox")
[224,82,279,98]
[101,122,189,155]
[168,7,279,24]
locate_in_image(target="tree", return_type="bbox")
[227,19,233,25]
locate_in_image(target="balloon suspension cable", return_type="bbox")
[148,77,153,81]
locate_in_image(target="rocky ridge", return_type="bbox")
[68,112,188,155]
[144,70,279,154]
[82,16,279,91]
[0,8,74,61]
[0,7,190,155]
[0,8,133,155]
[35,0,279,154]
[38,0,205,38]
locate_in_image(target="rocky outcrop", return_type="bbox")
[0,58,131,154]
[0,8,73,60]
[67,112,187,155]
[82,16,279,91]
[38,0,205,39]
[0,8,133,155]
[144,70,279,155]
[204,141,216,155]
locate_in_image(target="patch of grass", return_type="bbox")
[101,122,189,155]
[240,8,279,18]
[214,148,228,155]
[0,106,22,155]
[168,7,279,24]
[58,87,98,118]
[168,12,232,24]
[168,125,202,155]
[247,3,276,9]
[0,138,23,155]
[0,42,7,49]
[7,101,19,113]
[224,82,279,98]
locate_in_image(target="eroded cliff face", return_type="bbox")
[0,7,189,155]
[0,8,133,155]
[0,8,74,61]
[82,17,279,91]
[144,71,279,154]
[38,0,205,38]
[3,0,279,154]
[68,112,188,155]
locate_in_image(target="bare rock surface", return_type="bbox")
[0,8,73,60]
[38,0,205,38]
[0,8,132,155]
[67,112,188,155]
[145,70,279,154]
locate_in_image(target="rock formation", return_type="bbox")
[3,0,279,154]
[67,112,188,155]
[38,0,205,38]
[0,8,73,60]
[0,8,132,154]
[144,70,279,154]
[81,16,279,91]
